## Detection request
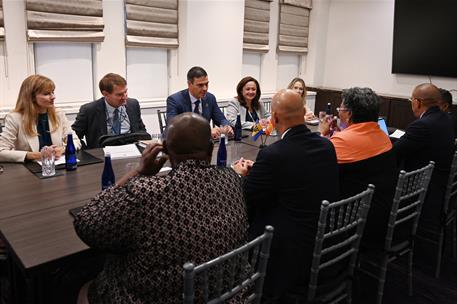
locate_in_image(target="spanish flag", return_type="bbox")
[264,120,274,136]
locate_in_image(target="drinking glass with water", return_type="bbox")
[41,146,56,177]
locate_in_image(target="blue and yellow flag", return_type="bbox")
[251,121,264,141]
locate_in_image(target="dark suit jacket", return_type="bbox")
[166,89,229,126]
[393,106,455,230]
[72,98,146,149]
[243,125,339,302]
[338,150,398,251]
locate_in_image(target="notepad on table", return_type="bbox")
[103,144,142,160]
[390,129,405,139]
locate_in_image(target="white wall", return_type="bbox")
[319,0,457,97]
[2,0,30,108]
[175,0,244,100]
[3,0,455,114]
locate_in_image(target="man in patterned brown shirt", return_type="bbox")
[74,113,247,304]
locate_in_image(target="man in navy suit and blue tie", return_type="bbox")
[166,66,233,139]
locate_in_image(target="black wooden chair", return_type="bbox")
[98,132,151,147]
[211,105,228,128]
[157,109,167,135]
[306,185,375,304]
[434,151,457,277]
[183,226,274,304]
[262,100,271,113]
[358,161,434,304]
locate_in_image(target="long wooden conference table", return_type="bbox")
[0,132,285,303]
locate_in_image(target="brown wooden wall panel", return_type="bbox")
[389,98,416,130]
[308,87,414,129]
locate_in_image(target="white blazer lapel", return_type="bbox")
[26,132,40,152]
[51,126,63,147]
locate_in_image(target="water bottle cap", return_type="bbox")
[220,134,226,138]
[104,151,111,157]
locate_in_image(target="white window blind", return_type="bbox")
[277,54,300,89]
[25,0,104,42]
[243,0,272,53]
[242,52,261,81]
[35,43,94,103]
[125,0,178,48]
[278,0,312,54]
[126,48,168,100]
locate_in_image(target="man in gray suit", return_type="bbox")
[72,73,147,149]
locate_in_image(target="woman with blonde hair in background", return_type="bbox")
[0,74,80,162]
[287,77,316,121]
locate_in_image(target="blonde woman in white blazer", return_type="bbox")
[0,75,80,163]
[226,76,270,130]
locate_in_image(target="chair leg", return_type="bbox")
[408,250,413,297]
[452,218,457,258]
[376,256,389,304]
[346,281,352,304]
[435,227,445,278]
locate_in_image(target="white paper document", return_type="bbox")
[390,129,405,139]
[160,166,172,173]
[103,144,141,160]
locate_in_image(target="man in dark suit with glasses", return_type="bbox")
[72,73,147,149]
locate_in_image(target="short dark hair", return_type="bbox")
[236,76,261,111]
[439,88,453,107]
[99,73,127,94]
[187,66,207,83]
[341,87,380,123]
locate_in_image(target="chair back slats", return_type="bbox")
[202,270,209,302]
[321,234,358,257]
[307,184,375,302]
[443,151,457,214]
[183,226,274,304]
[319,247,357,270]
[183,263,196,304]
[262,100,271,113]
[157,109,167,135]
[384,162,434,251]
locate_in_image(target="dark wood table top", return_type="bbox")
[0,140,265,271]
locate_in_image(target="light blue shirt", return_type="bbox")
[189,92,201,113]
[104,99,131,135]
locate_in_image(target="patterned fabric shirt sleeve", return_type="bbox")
[74,183,143,253]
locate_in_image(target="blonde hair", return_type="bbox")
[14,75,58,137]
[287,77,307,106]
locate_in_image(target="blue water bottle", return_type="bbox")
[217,134,227,167]
[234,113,242,141]
[101,152,115,190]
[65,133,77,171]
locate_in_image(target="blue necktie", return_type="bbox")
[194,100,200,114]
[112,108,121,135]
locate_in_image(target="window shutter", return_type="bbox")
[25,0,104,42]
[278,0,312,54]
[125,0,178,48]
[243,0,272,53]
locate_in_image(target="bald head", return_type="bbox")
[165,113,212,162]
[413,83,441,108]
[271,89,305,133]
